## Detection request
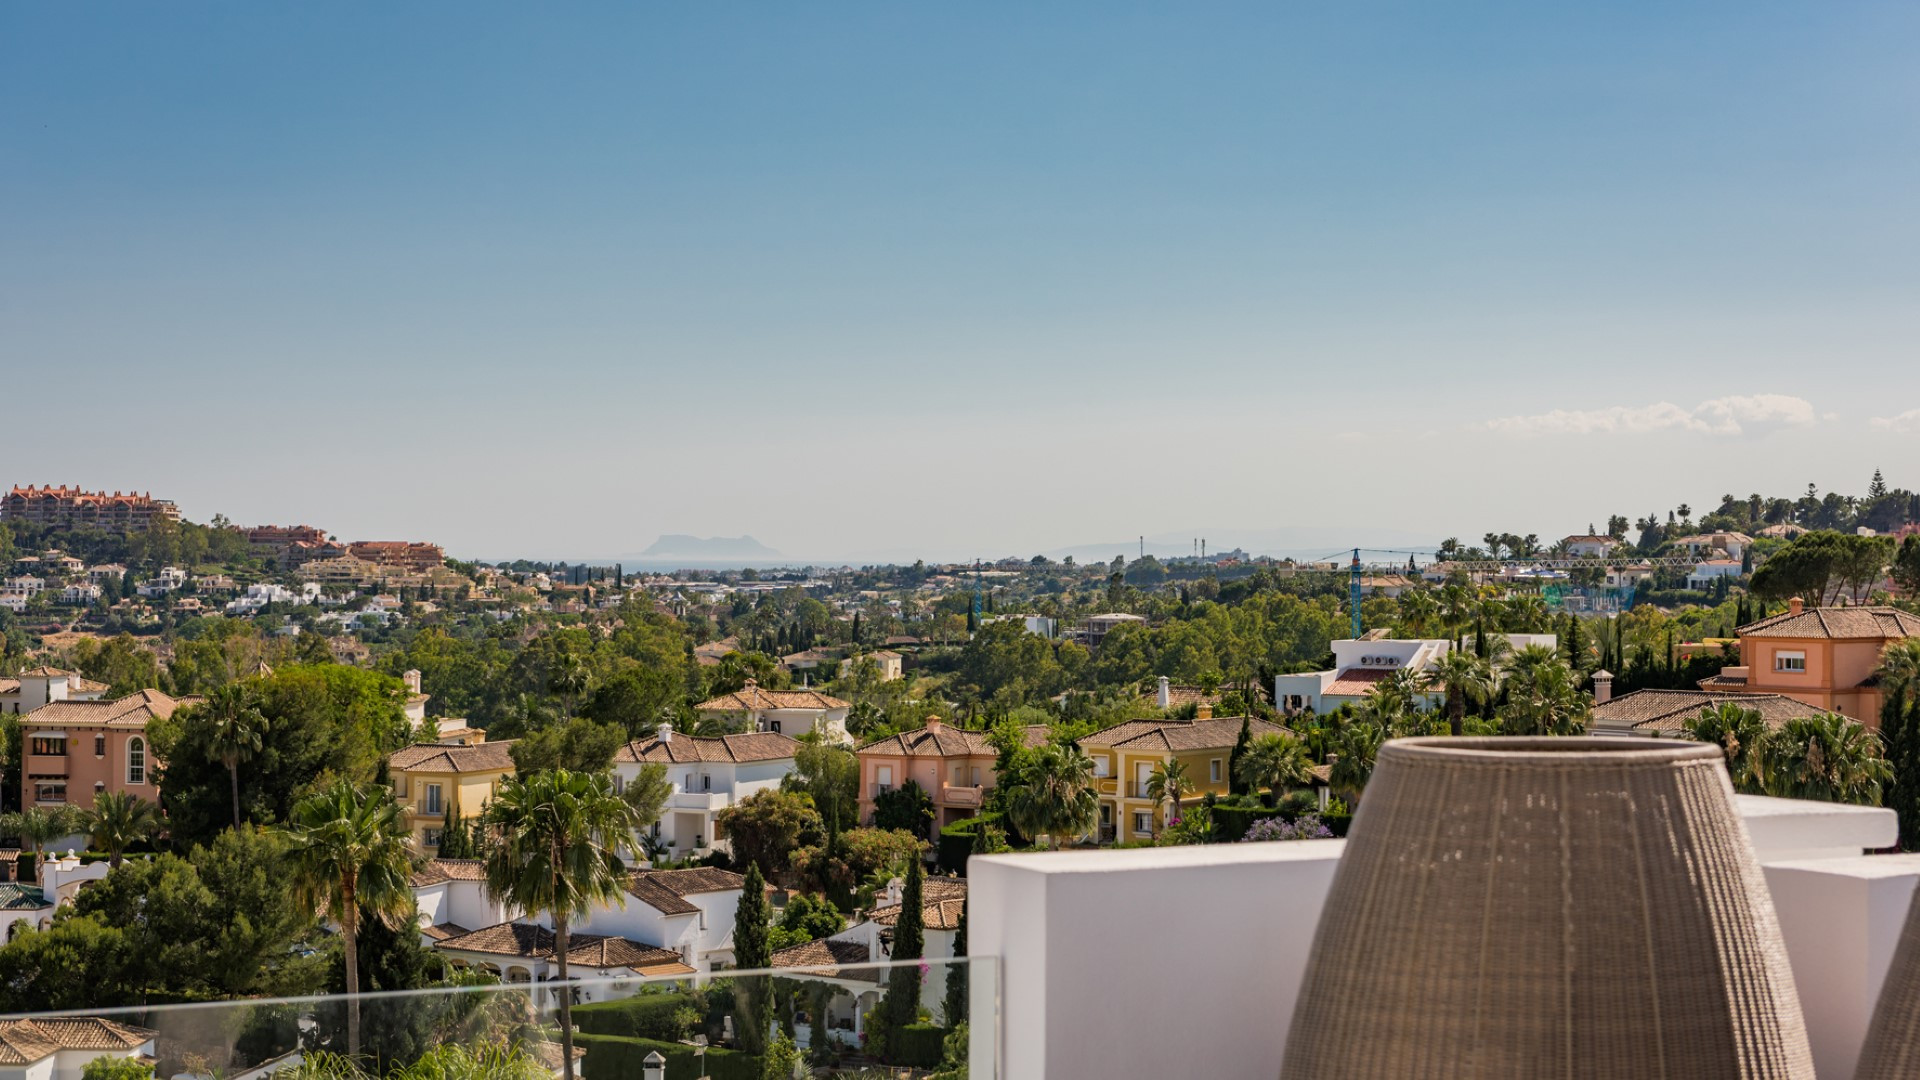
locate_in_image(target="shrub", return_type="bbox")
[1244,814,1334,842]
[574,1033,759,1080]
[936,813,1004,875]
[890,1024,949,1068]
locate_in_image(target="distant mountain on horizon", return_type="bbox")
[639,534,781,559]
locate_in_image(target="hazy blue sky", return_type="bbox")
[5,3,1917,562]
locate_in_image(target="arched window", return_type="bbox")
[127,737,146,785]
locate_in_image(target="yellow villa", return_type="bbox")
[388,735,517,851]
[1078,709,1296,843]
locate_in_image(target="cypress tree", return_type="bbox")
[1228,716,1253,796]
[943,903,968,1027]
[879,858,926,1058]
[732,862,772,1055]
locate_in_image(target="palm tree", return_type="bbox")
[1500,655,1589,737]
[84,792,161,868]
[482,769,641,1080]
[2,806,78,878]
[1683,703,1771,793]
[1005,745,1100,850]
[202,683,269,830]
[1428,650,1494,737]
[281,779,415,1060]
[1233,733,1313,801]
[1328,724,1383,804]
[1397,589,1437,638]
[1757,714,1892,806]
[1143,759,1191,836]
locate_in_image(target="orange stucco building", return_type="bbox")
[1718,599,1920,726]
[855,718,1049,829]
[19,689,184,811]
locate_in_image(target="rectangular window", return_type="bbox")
[1210,759,1222,783]
[127,739,146,785]
[35,782,66,804]
[971,766,982,786]
[876,765,893,793]
[1776,652,1807,672]
[29,736,65,756]
[1092,756,1110,777]
[701,774,712,792]
[94,735,106,758]
[1132,811,1151,835]
[424,783,443,815]
[425,829,443,848]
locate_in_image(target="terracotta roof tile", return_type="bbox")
[1079,716,1295,753]
[1737,607,1920,640]
[770,937,872,975]
[625,868,746,916]
[0,1018,156,1065]
[1322,668,1398,697]
[22,689,182,729]
[1591,689,1836,734]
[870,878,968,931]
[432,921,694,973]
[411,858,488,886]
[614,731,799,765]
[389,740,518,774]
[694,680,849,713]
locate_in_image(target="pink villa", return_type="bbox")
[855,718,1049,830]
[19,688,185,812]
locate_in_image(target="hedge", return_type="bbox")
[890,1024,948,1068]
[570,991,706,1041]
[573,1032,759,1080]
[1210,799,1353,842]
[936,813,1004,875]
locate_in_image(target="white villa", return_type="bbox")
[772,876,969,1046]
[1272,637,1455,714]
[0,1017,157,1080]
[692,680,851,743]
[612,725,799,860]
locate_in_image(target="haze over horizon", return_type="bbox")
[7,3,1918,561]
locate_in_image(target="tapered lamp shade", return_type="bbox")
[1280,737,1813,1079]
[1853,883,1920,1079]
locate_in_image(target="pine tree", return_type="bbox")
[942,903,968,1028]
[879,858,926,1059]
[1228,716,1253,796]
[1872,469,1889,499]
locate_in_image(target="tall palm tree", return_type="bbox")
[1683,703,1771,793]
[84,792,161,868]
[1500,653,1590,737]
[1428,650,1494,738]
[1233,733,1313,801]
[1757,714,1892,806]
[1397,589,1437,638]
[1,806,77,878]
[281,779,415,1060]
[1005,745,1100,850]
[482,769,641,1080]
[1144,759,1191,836]
[202,683,269,830]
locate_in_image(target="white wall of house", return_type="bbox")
[414,879,514,932]
[545,885,741,971]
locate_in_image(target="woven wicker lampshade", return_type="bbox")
[1280,737,1813,1079]
[1853,884,1920,1078]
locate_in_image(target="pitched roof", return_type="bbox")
[694,680,849,712]
[0,1018,157,1065]
[411,858,488,887]
[432,921,695,974]
[1140,684,1226,709]
[1079,716,1295,753]
[614,730,799,765]
[0,884,49,911]
[388,740,518,774]
[1590,689,1836,734]
[1737,607,1920,640]
[625,868,746,916]
[870,878,967,931]
[770,937,872,975]
[419,922,469,941]
[857,722,991,757]
[22,688,182,729]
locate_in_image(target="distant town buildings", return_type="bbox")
[1,485,179,530]
[348,540,447,573]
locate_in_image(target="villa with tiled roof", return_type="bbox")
[0,1016,157,1075]
[552,867,746,973]
[1590,689,1838,737]
[776,874,968,1039]
[855,718,1050,830]
[1723,598,1920,724]
[1081,711,1299,843]
[613,724,799,860]
[693,678,851,743]
[19,688,185,813]
[433,921,696,1003]
[388,738,518,852]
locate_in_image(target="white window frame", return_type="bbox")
[424,783,443,816]
[1775,651,1807,672]
[1092,756,1110,778]
[876,765,894,792]
[127,736,146,786]
[1132,811,1152,835]
[1210,758,1222,783]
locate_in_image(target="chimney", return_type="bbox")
[1592,670,1614,705]
[925,716,943,734]
[1156,676,1171,708]
[1196,704,1213,720]
[657,721,672,745]
[1789,597,1804,616]
[403,669,422,694]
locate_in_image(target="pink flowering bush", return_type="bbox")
[1243,814,1334,842]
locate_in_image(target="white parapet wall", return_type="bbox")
[969,795,1899,1080]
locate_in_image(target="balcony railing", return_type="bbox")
[667,790,731,811]
[940,783,984,808]
[11,955,999,1079]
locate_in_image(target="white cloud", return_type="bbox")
[1485,394,1819,438]
[1870,409,1920,433]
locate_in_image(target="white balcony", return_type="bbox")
[666,790,731,811]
